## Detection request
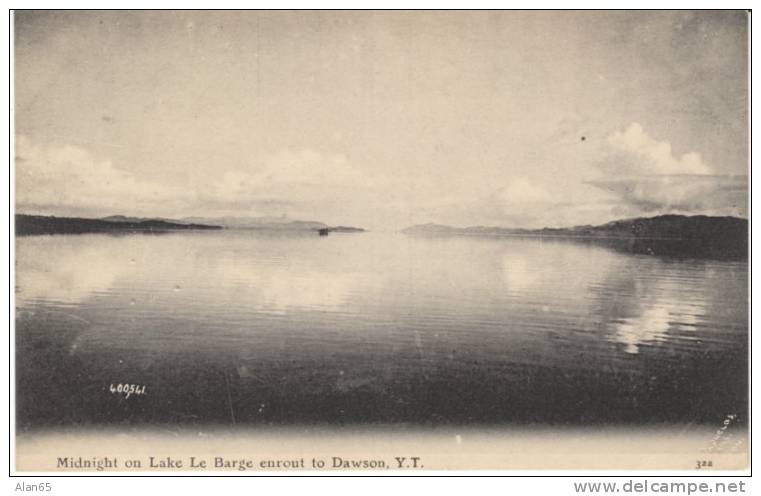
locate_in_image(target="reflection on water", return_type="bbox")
[15,231,748,428]
[613,279,706,355]
[16,237,131,305]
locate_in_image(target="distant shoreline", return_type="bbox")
[15,214,223,236]
[15,214,367,236]
[401,214,748,261]
[15,213,746,261]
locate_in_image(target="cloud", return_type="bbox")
[586,123,746,218]
[474,123,746,228]
[589,174,747,217]
[475,178,575,228]
[15,136,193,215]
[603,122,712,176]
[15,123,747,230]
[492,179,558,226]
[198,149,387,222]
[15,137,382,222]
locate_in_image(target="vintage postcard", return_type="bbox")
[12,10,749,472]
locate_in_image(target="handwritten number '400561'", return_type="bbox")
[109,384,147,399]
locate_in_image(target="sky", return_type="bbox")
[14,11,749,231]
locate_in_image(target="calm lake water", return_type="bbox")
[15,231,748,430]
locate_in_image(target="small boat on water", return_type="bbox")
[318,228,329,236]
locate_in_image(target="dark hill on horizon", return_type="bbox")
[15,214,222,235]
[402,215,748,260]
[15,214,366,236]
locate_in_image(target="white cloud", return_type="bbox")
[605,122,712,176]
[475,178,573,228]
[584,123,746,218]
[15,123,746,229]
[476,123,746,228]
[15,137,375,221]
[15,136,192,215]
[196,149,391,224]
[589,175,747,217]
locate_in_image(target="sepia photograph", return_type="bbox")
[12,9,749,472]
